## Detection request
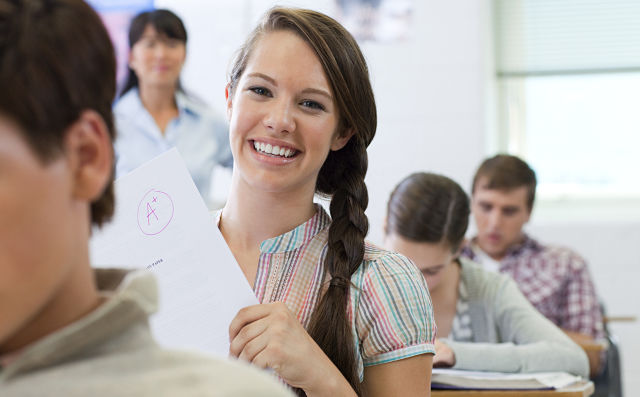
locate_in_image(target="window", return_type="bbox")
[494,0,640,199]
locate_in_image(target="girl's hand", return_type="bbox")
[229,302,355,396]
[433,339,456,367]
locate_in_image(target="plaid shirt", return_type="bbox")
[252,206,436,380]
[461,235,604,340]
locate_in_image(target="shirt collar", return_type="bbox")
[118,88,199,118]
[259,204,331,254]
[1,269,156,381]
[465,233,542,260]
[175,90,199,117]
[504,233,542,257]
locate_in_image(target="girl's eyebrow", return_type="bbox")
[247,72,276,85]
[301,88,332,102]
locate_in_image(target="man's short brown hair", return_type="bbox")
[0,0,117,226]
[472,154,537,211]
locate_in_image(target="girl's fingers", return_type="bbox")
[251,346,279,372]
[229,303,276,341]
[229,316,269,357]
[237,328,271,364]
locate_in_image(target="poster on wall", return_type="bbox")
[334,0,414,42]
[87,0,155,93]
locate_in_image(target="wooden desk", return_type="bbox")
[432,380,594,397]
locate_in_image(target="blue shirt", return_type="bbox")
[114,88,232,205]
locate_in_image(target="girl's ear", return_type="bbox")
[127,49,136,71]
[452,243,465,260]
[225,83,233,122]
[331,127,355,151]
[63,110,113,202]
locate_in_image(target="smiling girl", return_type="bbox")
[218,7,436,396]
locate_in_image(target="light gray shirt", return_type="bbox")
[0,269,293,397]
[114,89,232,206]
[442,258,589,377]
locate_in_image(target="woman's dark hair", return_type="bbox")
[229,7,376,394]
[0,0,116,227]
[386,173,470,253]
[120,8,187,97]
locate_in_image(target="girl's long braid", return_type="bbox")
[305,139,369,395]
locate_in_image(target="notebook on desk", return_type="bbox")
[432,369,582,391]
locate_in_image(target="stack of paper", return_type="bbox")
[431,369,582,390]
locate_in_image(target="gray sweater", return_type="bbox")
[0,269,293,397]
[442,259,589,377]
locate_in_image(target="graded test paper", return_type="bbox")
[90,148,257,358]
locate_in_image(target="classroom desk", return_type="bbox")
[432,380,594,397]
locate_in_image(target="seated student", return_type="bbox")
[0,1,291,396]
[384,172,589,376]
[460,154,604,375]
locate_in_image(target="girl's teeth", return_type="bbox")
[254,141,294,158]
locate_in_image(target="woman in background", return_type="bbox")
[384,172,588,377]
[219,7,436,396]
[114,9,231,206]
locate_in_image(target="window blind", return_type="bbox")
[494,0,640,76]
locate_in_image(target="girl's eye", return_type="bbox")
[300,100,325,111]
[249,87,272,97]
[166,39,182,48]
[423,268,441,276]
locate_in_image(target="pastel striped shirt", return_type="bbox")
[251,206,436,380]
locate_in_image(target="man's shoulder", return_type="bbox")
[517,236,588,271]
[2,347,291,396]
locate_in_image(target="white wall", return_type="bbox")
[156,1,639,394]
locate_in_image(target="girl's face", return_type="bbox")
[129,25,186,89]
[226,30,352,197]
[384,234,456,292]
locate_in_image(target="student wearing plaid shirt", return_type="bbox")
[460,154,604,375]
[218,7,436,396]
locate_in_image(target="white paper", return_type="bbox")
[90,148,257,357]
[432,369,582,389]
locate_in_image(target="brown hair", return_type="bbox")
[386,173,470,252]
[229,7,376,394]
[472,154,537,211]
[0,0,116,226]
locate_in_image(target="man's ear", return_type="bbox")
[331,127,355,151]
[63,110,113,201]
[225,83,233,122]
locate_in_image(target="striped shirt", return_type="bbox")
[252,206,436,380]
